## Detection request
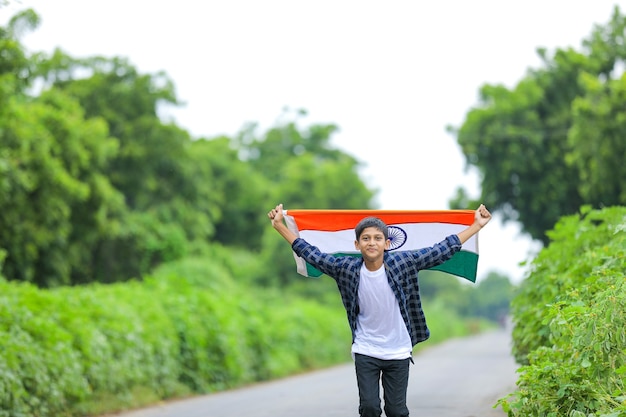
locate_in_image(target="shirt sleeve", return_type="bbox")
[291,237,347,278]
[405,234,462,270]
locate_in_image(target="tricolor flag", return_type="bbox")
[283,209,479,282]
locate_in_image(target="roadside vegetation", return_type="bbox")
[2,3,626,416]
[0,7,510,417]
[0,256,504,417]
[498,206,625,416]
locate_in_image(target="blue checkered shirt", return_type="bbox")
[291,234,462,347]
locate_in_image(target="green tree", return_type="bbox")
[0,87,124,286]
[247,115,377,288]
[464,272,516,323]
[234,109,353,183]
[419,270,516,324]
[255,150,378,287]
[450,6,626,244]
[0,9,377,287]
[0,8,38,91]
[568,71,626,204]
[419,270,465,299]
[0,12,126,286]
[39,53,224,280]
[190,137,270,250]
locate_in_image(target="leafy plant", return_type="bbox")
[498,206,626,416]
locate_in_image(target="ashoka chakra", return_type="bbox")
[387,226,407,250]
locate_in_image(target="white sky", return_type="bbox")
[3,0,624,283]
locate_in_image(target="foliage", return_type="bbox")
[0,261,350,417]
[568,71,626,204]
[0,8,38,91]
[190,137,270,250]
[0,9,375,286]
[243,111,376,288]
[498,206,626,416]
[0,6,537,417]
[420,270,516,324]
[0,279,181,417]
[416,298,495,350]
[235,109,375,209]
[0,245,501,417]
[40,53,219,282]
[450,6,626,244]
[462,272,517,323]
[0,85,124,286]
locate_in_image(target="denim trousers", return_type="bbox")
[354,353,411,417]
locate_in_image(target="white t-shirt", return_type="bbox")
[351,263,412,360]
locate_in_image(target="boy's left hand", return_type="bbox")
[475,204,492,228]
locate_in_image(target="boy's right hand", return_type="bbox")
[267,203,297,244]
[267,203,284,227]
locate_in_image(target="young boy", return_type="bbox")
[267,203,492,417]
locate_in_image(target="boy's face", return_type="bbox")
[354,226,390,262]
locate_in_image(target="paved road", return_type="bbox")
[106,329,518,417]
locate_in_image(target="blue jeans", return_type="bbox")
[354,353,411,417]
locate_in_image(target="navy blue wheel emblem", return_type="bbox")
[387,226,407,250]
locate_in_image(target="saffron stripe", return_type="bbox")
[284,210,475,231]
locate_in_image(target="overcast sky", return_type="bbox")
[3,0,625,283]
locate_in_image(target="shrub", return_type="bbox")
[498,206,626,416]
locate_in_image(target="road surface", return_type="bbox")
[105,329,518,417]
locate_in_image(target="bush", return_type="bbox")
[0,254,491,416]
[0,261,350,416]
[498,206,626,416]
[0,280,183,416]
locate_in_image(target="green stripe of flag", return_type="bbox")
[303,251,478,282]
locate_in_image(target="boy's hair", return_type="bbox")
[355,217,388,240]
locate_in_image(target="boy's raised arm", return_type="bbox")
[456,204,492,244]
[267,203,298,245]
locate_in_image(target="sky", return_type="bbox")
[2,0,625,283]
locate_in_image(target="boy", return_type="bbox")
[267,203,492,417]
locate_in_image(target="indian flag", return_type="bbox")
[283,209,480,283]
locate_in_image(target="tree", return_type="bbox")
[0,11,127,286]
[0,9,378,287]
[568,72,626,205]
[465,272,516,323]
[450,6,626,244]
[0,8,38,92]
[39,53,226,280]
[0,87,124,286]
[190,137,270,250]
[238,111,377,288]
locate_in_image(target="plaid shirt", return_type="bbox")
[291,234,462,347]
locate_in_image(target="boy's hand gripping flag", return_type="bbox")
[283,209,480,282]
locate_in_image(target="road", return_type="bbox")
[105,329,518,417]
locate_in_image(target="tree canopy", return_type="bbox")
[450,6,626,245]
[0,9,375,287]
